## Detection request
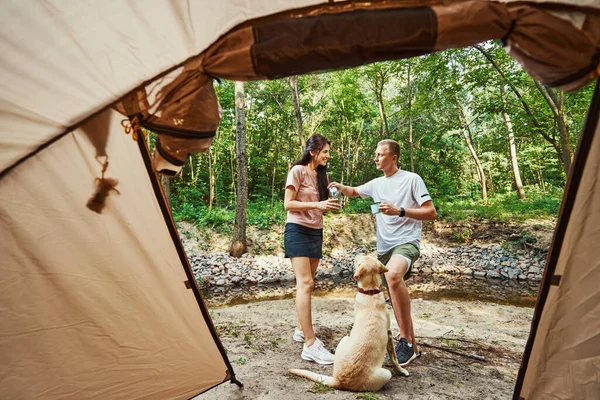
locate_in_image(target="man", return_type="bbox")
[329,139,436,366]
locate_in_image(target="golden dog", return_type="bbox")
[289,255,409,391]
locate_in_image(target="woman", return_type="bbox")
[284,134,340,365]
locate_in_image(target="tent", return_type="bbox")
[0,1,598,398]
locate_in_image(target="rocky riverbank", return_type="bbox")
[189,240,546,289]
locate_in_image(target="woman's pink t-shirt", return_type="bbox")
[285,165,323,229]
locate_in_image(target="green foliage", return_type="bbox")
[173,200,234,232]
[450,228,472,243]
[342,197,374,214]
[247,201,286,229]
[436,185,561,222]
[166,41,592,229]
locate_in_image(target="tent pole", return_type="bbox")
[134,131,242,394]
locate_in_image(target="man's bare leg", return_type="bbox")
[385,255,419,354]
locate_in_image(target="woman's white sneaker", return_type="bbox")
[301,338,335,365]
[293,328,305,343]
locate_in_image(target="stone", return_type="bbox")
[231,276,242,284]
[474,271,487,279]
[508,269,520,280]
[528,266,541,274]
[488,270,502,279]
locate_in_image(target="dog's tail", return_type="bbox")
[289,369,337,388]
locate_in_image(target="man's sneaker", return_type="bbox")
[395,338,421,366]
[293,328,305,343]
[301,338,335,365]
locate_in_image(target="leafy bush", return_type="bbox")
[436,185,562,222]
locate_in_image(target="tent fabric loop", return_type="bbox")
[500,19,517,46]
[120,116,145,142]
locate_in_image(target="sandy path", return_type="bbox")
[195,293,533,399]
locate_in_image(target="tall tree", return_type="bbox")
[501,86,526,200]
[208,146,216,209]
[289,75,306,150]
[473,44,563,170]
[534,80,574,173]
[230,81,248,257]
[456,94,487,202]
[366,63,392,137]
[406,61,415,172]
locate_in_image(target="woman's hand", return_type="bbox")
[317,198,341,212]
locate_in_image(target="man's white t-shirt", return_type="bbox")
[357,169,432,254]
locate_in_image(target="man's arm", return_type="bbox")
[379,200,437,220]
[328,182,361,198]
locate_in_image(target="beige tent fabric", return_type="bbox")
[498,0,600,9]
[3,0,599,177]
[0,0,319,173]
[518,107,600,399]
[0,109,229,399]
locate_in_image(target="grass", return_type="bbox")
[173,186,562,230]
[309,382,335,393]
[356,393,380,400]
[435,187,562,223]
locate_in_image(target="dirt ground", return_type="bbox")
[195,292,533,400]
[187,215,548,399]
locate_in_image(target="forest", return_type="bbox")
[162,40,593,236]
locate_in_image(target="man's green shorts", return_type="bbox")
[377,243,420,280]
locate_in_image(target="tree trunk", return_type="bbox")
[556,91,573,173]
[501,87,526,200]
[376,85,390,138]
[534,80,573,173]
[189,154,195,182]
[407,62,414,172]
[208,147,215,210]
[289,75,306,151]
[456,95,487,202]
[230,143,236,201]
[487,164,495,194]
[160,174,171,209]
[368,65,390,138]
[230,81,248,257]
[270,130,279,207]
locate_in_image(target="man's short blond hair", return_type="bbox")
[378,139,400,160]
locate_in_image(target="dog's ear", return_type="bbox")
[353,264,365,281]
[378,260,388,274]
[354,254,365,265]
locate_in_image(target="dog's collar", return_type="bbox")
[357,288,381,296]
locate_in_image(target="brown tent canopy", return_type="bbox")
[1,1,599,398]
